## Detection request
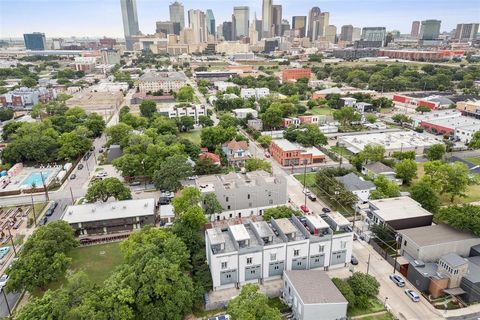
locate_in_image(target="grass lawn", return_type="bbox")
[465,157,480,166]
[179,130,202,145]
[309,106,334,116]
[32,242,124,297]
[330,146,353,160]
[347,298,386,317]
[361,313,395,320]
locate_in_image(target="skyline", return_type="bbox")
[0,0,479,38]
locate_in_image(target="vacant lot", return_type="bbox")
[179,130,202,145]
[309,106,334,116]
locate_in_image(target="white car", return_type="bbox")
[95,171,108,178]
[405,289,420,302]
[0,274,9,288]
[389,274,405,287]
[302,188,311,195]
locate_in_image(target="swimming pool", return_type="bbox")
[21,171,52,188]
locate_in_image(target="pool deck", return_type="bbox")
[1,166,61,192]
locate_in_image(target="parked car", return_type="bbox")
[0,274,9,288]
[208,315,230,320]
[300,205,310,213]
[405,289,420,302]
[45,208,54,217]
[0,247,10,259]
[70,174,76,180]
[308,194,317,201]
[90,146,95,151]
[99,148,104,153]
[52,201,58,210]
[390,274,405,287]
[96,171,108,178]
[264,152,270,158]
[187,175,198,181]
[77,164,84,170]
[351,256,359,265]
[302,188,311,195]
[129,181,141,186]
[39,216,48,226]
[322,207,331,213]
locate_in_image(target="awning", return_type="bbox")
[396,256,410,266]
[443,288,466,296]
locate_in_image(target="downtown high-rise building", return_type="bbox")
[323,25,337,44]
[188,9,207,43]
[272,5,282,36]
[206,10,215,35]
[255,16,263,41]
[454,23,479,42]
[23,32,47,50]
[340,25,354,42]
[307,7,321,41]
[361,27,386,46]
[419,20,441,40]
[352,27,361,41]
[318,12,329,37]
[156,21,175,36]
[222,21,233,41]
[233,6,250,39]
[169,1,185,30]
[262,0,272,38]
[292,16,307,38]
[411,21,420,38]
[120,0,140,50]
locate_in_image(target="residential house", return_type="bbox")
[232,108,258,119]
[335,172,375,202]
[222,140,250,167]
[199,148,221,165]
[361,162,402,185]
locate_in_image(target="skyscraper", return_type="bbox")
[419,20,441,40]
[361,27,386,47]
[188,9,207,43]
[233,6,249,39]
[156,21,175,36]
[318,12,329,37]
[262,0,272,38]
[292,16,307,38]
[222,21,233,41]
[255,17,263,41]
[307,7,321,41]
[324,25,337,44]
[206,10,215,35]
[23,32,46,50]
[169,1,185,30]
[120,0,140,50]
[340,25,353,42]
[272,5,282,36]
[352,27,361,41]
[454,23,479,42]
[411,21,420,38]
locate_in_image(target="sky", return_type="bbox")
[0,0,479,39]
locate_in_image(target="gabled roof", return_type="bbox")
[199,152,221,164]
[363,162,394,174]
[223,140,248,151]
[335,172,375,192]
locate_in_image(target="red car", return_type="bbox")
[300,205,310,213]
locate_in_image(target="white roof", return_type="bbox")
[206,228,226,245]
[276,218,297,235]
[63,198,155,224]
[159,204,174,218]
[273,139,303,151]
[370,196,433,221]
[306,215,330,230]
[229,224,250,242]
[232,108,257,114]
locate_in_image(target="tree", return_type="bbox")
[370,224,395,243]
[392,150,416,160]
[392,114,412,127]
[198,115,214,127]
[178,116,195,131]
[152,115,178,135]
[84,113,106,137]
[333,107,361,127]
[437,205,480,236]
[257,135,272,148]
[112,153,144,177]
[57,128,92,160]
[370,175,401,199]
[261,105,283,130]
[426,144,446,161]
[203,193,223,215]
[139,100,157,118]
[1,121,24,141]
[416,106,431,114]
[195,157,221,175]
[201,126,236,151]
[0,108,14,121]
[105,123,133,146]
[424,161,470,202]
[347,272,380,309]
[469,131,480,149]
[218,113,238,128]
[361,144,385,163]
[365,113,377,124]
[245,158,272,173]
[394,159,417,185]
[6,221,78,293]
[153,155,193,192]
[227,284,282,320]
[172,186,202,216]
[410,179,442,213]
[332,278,356,308]
[176,86,195,102]
[85,177,132,202]
[263,206,301,221]
[20,76,37,88]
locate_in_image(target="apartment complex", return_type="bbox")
[269,139,326,167]
[240,88,270,100]
[196,171,287,221]
[205,214,353,290]
[0,87,57,108]
[138,71,188,93]
[157,104,206,123]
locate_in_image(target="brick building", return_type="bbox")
[282,68,311,82]
[269,139,325,166]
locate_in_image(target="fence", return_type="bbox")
[369,238,399,271]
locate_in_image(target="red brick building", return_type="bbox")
[282,68,312,82]
[269,139,325,167]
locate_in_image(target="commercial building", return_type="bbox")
[205,213,353,290]
[23,32,46,50]
[194,71,239,80]
[120,0,140,50]
[379,50,465,62]
[335,172,375,202]
[262,0,272,38]
[138,71,187,93]
[292,16,307,38]
[338,131,439,156]
[393,94,454,111]
[196,170,287,221]
[62,199,156,237]
[282,68,311,82]
[74,57,97,72]
[100,48,121,65]
[169,1,185,30]
[222,22,234,41]
[360,27,386,47]
[0,87,57,109]
[157,104,206,123]
[340,25,354,42]
[411,109,461,127]
[420,20,441,40]
[233,6,250,39]
[206,9,215,35]
[457,99,480,119]
[269,139,325,167]
[363,197,433,231]
[419,115,480,143]
[400,224,480,262]
[156,21,175,36]
[188,9,208,43]
[308,7,321,41]
[240,88,270,100]
[454,23,479,42]
[271,5,282,37]
[411,21,420,38]
[331,48,378,60]
[66,91,123,114]
[283,270,348,320]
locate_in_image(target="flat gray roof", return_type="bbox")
[251,221,275,239]
[400,224,479,247]
[285,270,348,304]
[370,196,432,221]
[229,224,250,242]
[206,228,226,246]
[440,253,468,268]
[63,198,155,224]
[276,218,297,235]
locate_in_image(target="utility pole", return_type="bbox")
[6,228,17,257]
[70,187,75,204]
[393,234,399,274]
[1,289,11,316]
[366,254,371,275]
[303,160,308,207]
[40,171,49,202]
[30,191,37,227]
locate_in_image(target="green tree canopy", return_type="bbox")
[227,284,282,320]
[437,205,480,236]
[410,178,442,213]
[469,131,480,149]
[139,100,157,118]
[426,144,446,161]
[171,186,202,216]
[370,175,401,199]
[153,155,193,191]
[394,159,417,185]
[245,158,272,173]
[203,193,223,215]
[263,206,301,221]
[85,177,132,202]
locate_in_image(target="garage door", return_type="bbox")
[268,261,285,276]
[245,265,261,281]
[292,257,307,270]
[309,254,325,269]
[220,269,237,285]
[331,250,347,265]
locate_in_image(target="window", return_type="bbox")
[247,194,250,199]
[270,253,276,261]
[337,254,341,259]
[294,249,300,257]
[297,261,302,266]
[226,197,229,202]
[269,199,273,205]
[404,240,407,246]
[274,265,279,270]
[226,274,231,279]
[227,205,231,210]
[319,245,324,253]
[341,241,347,249]
[246,257,252,265]
[221,262,228,269]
